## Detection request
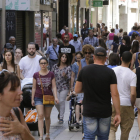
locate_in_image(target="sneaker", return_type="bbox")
[76,123,79,129]
[59,119,64,124]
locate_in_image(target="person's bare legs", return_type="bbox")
[36,105,44,138]
[137,108,140,138]
[76,105,80,123]
[44,106,53,138]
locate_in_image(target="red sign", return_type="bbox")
[131,0,138,1]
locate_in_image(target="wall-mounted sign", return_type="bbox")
[0,0,2,9]
[6,0,40,11]
[92,1,103,7]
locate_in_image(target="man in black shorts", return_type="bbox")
[75,47,121,140]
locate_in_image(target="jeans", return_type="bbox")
[83,116,111,140]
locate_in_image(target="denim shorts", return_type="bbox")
[34,97,54,107]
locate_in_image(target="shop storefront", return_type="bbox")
[5,0,40,54]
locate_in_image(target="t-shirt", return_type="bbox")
[77,64,117,118]
[58,44,75,64]
[19,55,42,78]
[33,71,54,99]
[113,66,136,106]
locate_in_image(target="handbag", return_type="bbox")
[39,73,55,105]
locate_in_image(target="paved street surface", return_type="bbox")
[33,101,139,140]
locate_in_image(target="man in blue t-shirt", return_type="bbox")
[129,26,140,36]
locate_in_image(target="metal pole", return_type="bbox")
[41,11,43,52]
[112,0,113,28]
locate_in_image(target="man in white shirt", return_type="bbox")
[69,34,82,53]
[19,42,42,78]
[115,24,119,35]
[60,25,66,35]
[109,51,136,140]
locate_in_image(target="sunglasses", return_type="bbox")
[40,63,47,65]
[85,52,91,54]
[0,69,9,74]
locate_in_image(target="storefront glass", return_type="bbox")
[35,12,41,47]
[71,5,77,34]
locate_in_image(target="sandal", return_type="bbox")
[45,133,50,140]
[39,137,43,140]
[59,119,64,124]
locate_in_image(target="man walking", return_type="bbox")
[61,27,73,42]
[59,34,75,65]
[75,47,121,140]
[81,23,89,41]
[46,38,59,70]
[115,24,119,35]
[69,34,82,53]
[9,36,16,52]
[83,29,99,48]
[109,51,136,140]
[19,42,42,78]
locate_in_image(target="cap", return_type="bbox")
[73,34,78,37]
[94,47,107,56]
[5,43,13,49]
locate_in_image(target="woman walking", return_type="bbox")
[0,50,20,79]
[107,28,115,50]
[32,57,59,140]
[51,53,71,124]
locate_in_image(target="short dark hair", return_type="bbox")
[109,53,120,66]
[122,51,132,63]
[133,26,137,30]
[119,28,123,33]
[28,42,35,48]
[111,28,115,33]
[57,53,70,67]
[123,32,127,36]
[0,72,20,95]
[56,33,61,39]
[76,52,83,58]
[39,57,48,63]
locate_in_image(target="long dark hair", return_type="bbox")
[130,32,139,44]
[57,53,70,67]
[3,51,15,71]
[99,38,107,50]
[113,35,119,44]
[131,41,139,54]
[123,35,131,47]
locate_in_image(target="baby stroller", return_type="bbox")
[68,94,83,131]
[20,78,46,135]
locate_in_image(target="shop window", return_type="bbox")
[131,8,136,13]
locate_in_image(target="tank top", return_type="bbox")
[135,52,139,68]
[109,33,114,40]
[136,67,140,98]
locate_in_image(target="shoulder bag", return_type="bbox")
[53,47,59,58]
[39,73,55,105]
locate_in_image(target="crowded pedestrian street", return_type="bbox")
[33,101,140,140]
[1,0,140,140]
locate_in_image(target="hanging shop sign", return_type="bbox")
[6,0,40,11]
[0,0,2,9]
[92,1,103,7]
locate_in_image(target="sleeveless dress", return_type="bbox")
[0,109,22,140]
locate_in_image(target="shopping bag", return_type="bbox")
[25,109,38,123]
